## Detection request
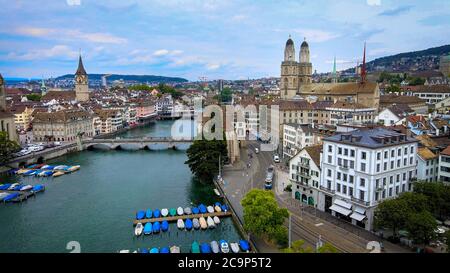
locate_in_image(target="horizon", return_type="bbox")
[1,0,450,81]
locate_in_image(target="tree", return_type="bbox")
[26,93,41,101]
[317,243,339,253]
[413,181,450,220]
[374,197,410,238]
[157,83,183,99]
[219,87,232,103]
[0,131,20,165]
[185,138,228,183]
[386,85,401,93]
[241,189,289,246]
[283,240,314,253]
[405,211,437,246]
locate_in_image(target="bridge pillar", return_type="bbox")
[76,133,84,151]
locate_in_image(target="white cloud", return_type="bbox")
[231,14,248,22]
[153,49,170,56]
[206,63,221,70]
[367,0,381,6]
[6,45,78,61]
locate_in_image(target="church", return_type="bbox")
[280,37,380,109]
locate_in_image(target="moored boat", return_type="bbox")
[192,207,200,214]
[221,204,228,212]
[16,169,28,175]
[143,223,152,235]
[214,205,222,212]
[135,223,144,236]
[198,204,207,214]
[149,247,159,253]
[192,218,200,229]
[8,183,19,190]
[54,165,68,170]
[177,206,184,216]
[191,241,200,253]
[152,221,161,233]
[230,243,240,253]
[140,248,149,254]
[160,247,170,254]
[32,185,45,192]
[153,209,161,218]
[52,171,65,177]
[199,217,208,229]
[239,240,250,252]
[12,184,24,191]
[213,216,220,225]
[161,208,169,217]
[136,211,145,220]
[23,170,35,176]
[200,243,212,253]
[0,184,12,190]
[161,220,169,232]
[146,209,153,219]
[210,241,219,253]
[184,207,192,215]
[19,185,33,191]
[169,208,177,216]
[0,192,9,201]
[68,165,80,172]
[33,170,43,176]
[3,193,19,202]
[207,216,216,229]
[185,218,193,230]
[177,219,185,229]
[214,188,221,196]
[219,240,229,253]
[170,246,180,253]
[207,206,214,213]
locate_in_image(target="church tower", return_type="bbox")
[281,36,298,99]
[75,55,89,102]
[0,73,6,110]
[298,39,312,85]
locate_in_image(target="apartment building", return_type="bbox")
[438,146,450,184]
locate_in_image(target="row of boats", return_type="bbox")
[0,183,45,203]
[12,164,80,178]
[120,239,251,254]
[135,203,228,220]
[135,215,222,236]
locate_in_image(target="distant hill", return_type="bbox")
[55,74,188,83]
[345,44,450,73]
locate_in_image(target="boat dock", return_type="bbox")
[0,190,36,203]
[133,211,232,225]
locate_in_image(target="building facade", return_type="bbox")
[74,55,90,102]
[0,74,18,142]
[318,128,418,231]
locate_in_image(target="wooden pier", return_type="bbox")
[133,211,232,225]
[0,190,36,203]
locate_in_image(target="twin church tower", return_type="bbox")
[281,36,313,99]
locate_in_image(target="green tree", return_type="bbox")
[241,189,289,246]
[413,181,450,220]
[185,138,228,183]
[219,87,232,103]
[283,240,314,253]
[0,131,20,165]
[386,85,401,93]
[317,243,339,253]
[407,77,426,86]
[374,197,410,238]
[405,211,437,246]
[157,83,183,99]
[26,93,41,101]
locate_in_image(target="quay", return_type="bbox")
[133,211,232,225]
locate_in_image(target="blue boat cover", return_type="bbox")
[153,209,161,218]
[143,223,152,234]
[145,209,153,219]
[161,221,169,232]
[192,207,200,214]
[200,243,212,253]
[140,248,148,254]
[4,193,19,202]
[160,247,170,253]
[215,202,221,207]
[239,240,250,251]
[152,221,161,233]
[150,248,159,253]
[185,219,193,230]
[32,185,44,192]
[221,204,228,212]
[198,204,207,214]
[136,211,145,220]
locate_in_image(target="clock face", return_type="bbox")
[76,75,86,84]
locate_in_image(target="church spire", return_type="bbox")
[332,56,337,83]
[361,42,367,84]
[76,54,87,76]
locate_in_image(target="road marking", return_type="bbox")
[315,223,324,227]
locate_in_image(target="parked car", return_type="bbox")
[54,141,62,146]
[273,155,280,163]
[254,148,259,154]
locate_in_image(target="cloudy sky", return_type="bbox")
[0,0,449,81]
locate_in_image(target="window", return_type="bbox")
[361,163,366,172]
[398,149,401,156]
[384,151,388,159]
[384,162,387,171]
[328,145,332,153]
[404,147,408,155]
[359,190,365,201]
[337,183,341,192]
[404,158,407,166]
[361,152,367,160]
[376,164,380,172]
[349,175,354,184]
[343,185,347,194]
[349,187,353,197]
[390,161,394,169]
[344,149,348,156]
[328,155,332,164]
[391,150,395,157]
[338,147,342,155]
[410,146,414,154]
[327,180,331,189]
[337,172,341,180]
[327,169,332,177]
[389,188,393,196]
[397,159,401,168]
[377,152,381,160]
[360,178,365,187]
[350,150,355,157]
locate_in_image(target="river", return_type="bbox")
[0,120,242,253]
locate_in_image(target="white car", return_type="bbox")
[273,155,280,163]
[255,148,259,154]
[54,141,62,146]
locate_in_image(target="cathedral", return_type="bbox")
[280,37,380,109]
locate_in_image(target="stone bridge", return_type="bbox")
[83,137,194,151]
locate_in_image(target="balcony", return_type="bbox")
[319,186,335,194]
[351,196,370,207]
[299,161,310,168]
[338,165,349,171]
[298,172,311,179]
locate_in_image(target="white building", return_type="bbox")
[376,104,413,126]
[416,147,439,183]
[283,123,322,158]
[318,128,418,231]
[289,145,322,206]
[406,85,450,105]
[438,146,450,184]
[326,102,376,126]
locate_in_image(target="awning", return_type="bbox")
[354,206,366,215]
[329,205,352,216]
[334,199,352,210]
[350,212,366,222]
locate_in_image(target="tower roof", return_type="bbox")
[301,38,309,48]
[76,55,87,76]
[286,36,294,46]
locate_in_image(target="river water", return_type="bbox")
[0,120,242,253]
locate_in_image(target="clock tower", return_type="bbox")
[75,55,89,102]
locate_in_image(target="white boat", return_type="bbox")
[207,216,216,229]
[68,165,80,172]
[213,216,220,225]
[230,243,240,253]
[220,241,230,253]
[177,219,185,229]
[192,218,200,229]
[184,207,192,215]
[8,183,19,190]
[199,217,208,229]
[170,246,180,253]
[40,165,50,169]
[210,241,219,253]
[134,223,144,236]
[119,250,130,253]
[177,207,184,216]
[161,208,169,217]
[19,185,33,191]
[54,165,67,170]
[214,188,221,197]
[207,206,214,213]
[214,205,222,212]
